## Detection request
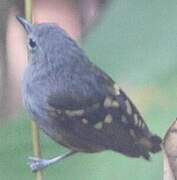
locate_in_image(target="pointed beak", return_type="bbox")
[16,16,33,34]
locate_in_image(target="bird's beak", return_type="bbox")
[16,16,33,34]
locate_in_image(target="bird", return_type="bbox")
[16,16,162,172]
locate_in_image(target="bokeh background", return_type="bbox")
[0,0,177,179]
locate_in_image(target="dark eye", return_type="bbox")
[29,38,37,49]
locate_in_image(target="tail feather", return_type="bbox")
[138,134,162,160]
[149,135,162,153]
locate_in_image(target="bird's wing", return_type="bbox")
[47,59,148,133]
[46,59,158,158]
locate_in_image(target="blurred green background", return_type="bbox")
[0,0,177,179]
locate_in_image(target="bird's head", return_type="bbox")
[16,16,73,65]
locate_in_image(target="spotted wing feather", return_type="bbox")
[47,60,160,158]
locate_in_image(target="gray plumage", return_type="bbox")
[17,16,161,161]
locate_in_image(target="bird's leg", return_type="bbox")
[28,150,77,172]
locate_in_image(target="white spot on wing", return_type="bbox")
[104,114,113,124]
[138,119,142,128]
[104,97,119,108]
[121,115,127,123]
[141,122,145,128]
[94,122,103,130]
[111,100,119,108]
[129,129,136,138]
[125,99,132,115]
[114,84,120,96]
[104,96,112,107]
[65,109,84,117]
[133,113,139,126]
[81,118,88,124]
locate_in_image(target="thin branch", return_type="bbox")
[24,0,43,180]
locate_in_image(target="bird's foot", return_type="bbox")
[27,151,77,172]
[28,157,50,172]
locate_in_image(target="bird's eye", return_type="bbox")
[29,38,37,49]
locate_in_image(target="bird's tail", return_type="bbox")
[149,135,162,153]
[137,134,162,160]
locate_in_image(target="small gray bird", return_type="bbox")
[17,16,161,172]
